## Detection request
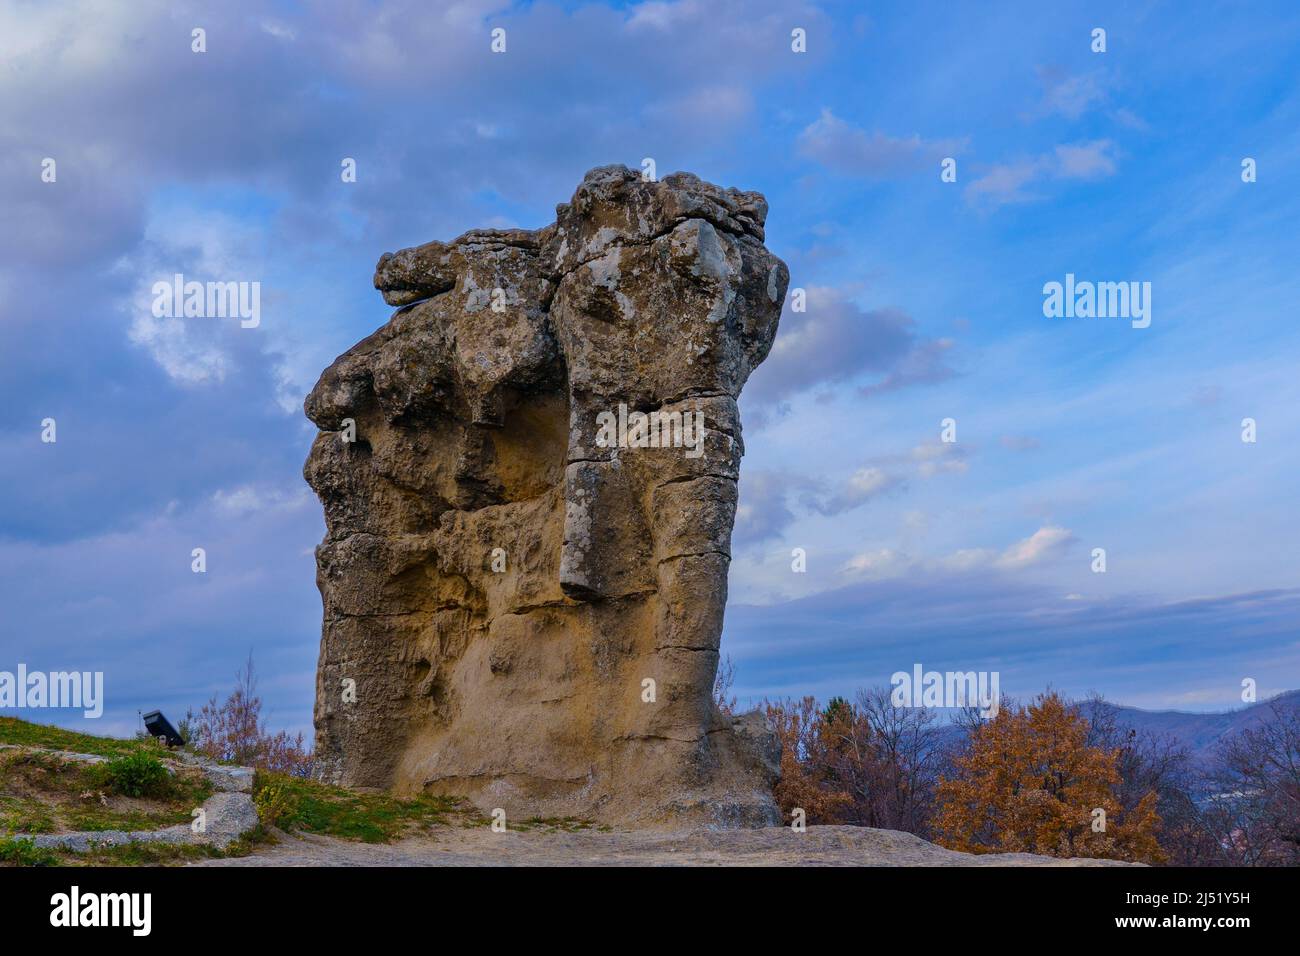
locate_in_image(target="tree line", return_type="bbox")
[714,665,1299,865]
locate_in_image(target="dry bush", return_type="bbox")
[762,689,943,832]
[1084,694,1223,865]
[1205,697,1300,866]
[763,696,853,824]
[713,654,738,716]
[186,653,314,777]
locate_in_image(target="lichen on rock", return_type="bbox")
[303,165,789,828]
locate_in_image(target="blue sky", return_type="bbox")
[2,0,1298,738]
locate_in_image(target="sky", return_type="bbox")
[2,0,1298,739]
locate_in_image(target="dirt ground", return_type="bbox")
[191,824,1139,867]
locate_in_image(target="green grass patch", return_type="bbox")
[57,804,196,833]
[55,840,216,867]
[509,816,607,833]
[93,750,172,799]
[1,746,211,837]
[0,796,57,834]
[218,824,277,858]
[254,771,475,843]
[0,717,153,759]
[52,826,279,866]
[0,836,59,867]
[0,718,269,867]
[6,830,276,868]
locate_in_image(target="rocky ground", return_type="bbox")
[0,721,1140,867]
[193,824,1139,867]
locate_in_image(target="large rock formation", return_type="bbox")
[303,166,789,828]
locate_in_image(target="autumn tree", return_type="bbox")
[763,696,852,824]
[764,690,943,832]
[809,696,870,823]
[1084,694,1223,865]
[820,688,943,834]
[933,692,1163,863]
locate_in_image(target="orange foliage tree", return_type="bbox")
[764,696,853,824]
[933,692,1163,863]
[763,691,942,831]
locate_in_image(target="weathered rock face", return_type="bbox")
[303,166,788,828]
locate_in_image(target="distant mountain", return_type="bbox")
[1080,690,1300,767]
[928,691,1299,768]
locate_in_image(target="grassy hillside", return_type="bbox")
[0,717,597,866]
[0,715,155,758]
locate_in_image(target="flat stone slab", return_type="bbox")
[202,764,254,793]
[23,791,258,853]
[0,744,109,764]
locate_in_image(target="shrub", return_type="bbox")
[253,782,300,829]
[713,654,738,716]
[0,837,57,867]
[187,653,314,776]
[98,751,172,799]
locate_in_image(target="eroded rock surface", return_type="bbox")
[303,166,788,828]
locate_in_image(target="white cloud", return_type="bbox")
[910,441,968,478]
[846,466,893,497]
[645,84,753,128]
[1054,140,1118,179]
[966,140,1118,208]
[117,206,300,395]
[746,286,956,409]
[844,548,906,576]
[212,484,312,517]
[964,159,1043,206]
[626,0,704,32]
[812,466,903,515]
[127,312,231,385]
[260,20,298,41]
[994,525,1074,569]
[847,525,1075,580]
[797,109,964,177]
[1035,67,1108,119]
